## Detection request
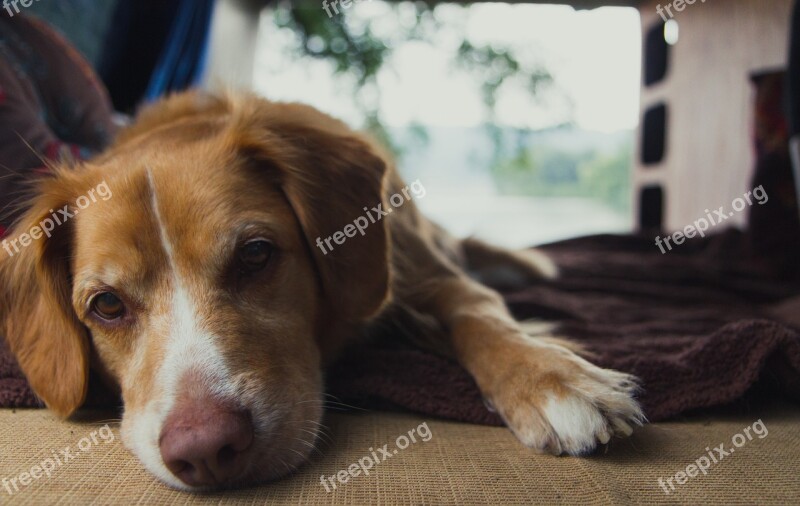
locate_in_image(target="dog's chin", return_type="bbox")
[121,399,324,492]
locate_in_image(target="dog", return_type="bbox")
[0,92,643,490]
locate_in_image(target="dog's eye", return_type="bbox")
[238,239,273,272]
[92,292,125,320]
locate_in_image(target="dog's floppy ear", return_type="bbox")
[281,129,391,322]
[235,111,391,323]
[0,177,89,417]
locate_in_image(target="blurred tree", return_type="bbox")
[267,1,554,157]
[263,1,630,213]
[578,140,633,212]
[490,137,632,211]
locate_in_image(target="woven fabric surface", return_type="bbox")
[0,401,798,505]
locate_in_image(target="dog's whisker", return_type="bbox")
[298,426,330,445]
[292,436,323,457]
[323,401,368,412]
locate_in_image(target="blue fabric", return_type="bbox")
[144,0,215,102]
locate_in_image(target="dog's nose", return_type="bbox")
[159,403,254,487]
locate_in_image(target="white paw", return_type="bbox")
[486,341,644,456]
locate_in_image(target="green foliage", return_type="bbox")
[579,142,633,212]
[267,2,629,213]
[491,136,633,212]
[268,1,554,157]
[455,40,552,112]
[274,3,391,87]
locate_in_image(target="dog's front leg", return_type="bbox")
[425,276,644,455]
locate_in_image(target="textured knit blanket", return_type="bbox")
[326,232,800,424]
[2,232,799,425]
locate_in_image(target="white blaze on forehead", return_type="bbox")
[123,169,231,489]
[145,168,229,390]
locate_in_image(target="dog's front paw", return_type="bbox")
[484,339,645,456]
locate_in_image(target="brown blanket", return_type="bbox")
[325,231,800,424]
[2,232,799,425]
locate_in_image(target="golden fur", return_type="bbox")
[0,91,643,489]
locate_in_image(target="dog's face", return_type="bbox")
[79,145,324,488]
[0,94,390,490]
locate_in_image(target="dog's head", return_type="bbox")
[0,93,390,489]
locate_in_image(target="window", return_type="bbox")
[252,3,641,247]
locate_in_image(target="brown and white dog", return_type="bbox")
[0,92,643,490]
